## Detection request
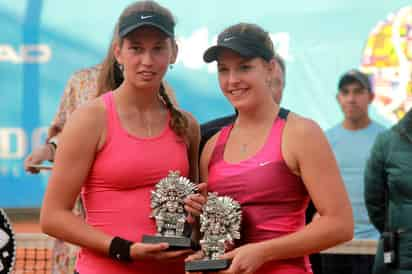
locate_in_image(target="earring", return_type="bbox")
[265,77,272,87]
[169,64,174,70]
[118,63,124,72]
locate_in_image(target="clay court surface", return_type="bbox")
[8,215,54,274]
[13,221,42,233]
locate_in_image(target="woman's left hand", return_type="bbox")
[184,250,205,274]
[217,243,266,274]
[184,182,207,223]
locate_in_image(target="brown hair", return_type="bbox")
[114,0,188,140]
[159,83,188,139]
[96,24,123,96]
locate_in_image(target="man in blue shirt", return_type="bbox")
[323,69,386,274]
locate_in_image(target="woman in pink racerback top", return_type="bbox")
[40,1,206,274]
[187,23,354,274]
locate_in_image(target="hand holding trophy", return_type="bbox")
[142,170,199,250]
[185,192,241,272]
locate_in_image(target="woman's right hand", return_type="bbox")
[24,144,54,173]
[185,182,208,224]
[130,242,193,262]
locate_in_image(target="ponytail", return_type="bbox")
[158,84,188,141]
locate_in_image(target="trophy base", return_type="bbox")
[142,235,199,250]
[185,259,231,272]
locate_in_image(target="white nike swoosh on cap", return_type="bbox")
[140,15,153,19]
[223,36,235,42]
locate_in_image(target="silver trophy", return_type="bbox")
[186,192,242,272]
[142,170,199,250]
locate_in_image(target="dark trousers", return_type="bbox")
[321,254,375,274]
[306,202,323,274]
[311,253,323,274]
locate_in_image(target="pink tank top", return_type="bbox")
[76,92,189,274]
[207,111,312,274]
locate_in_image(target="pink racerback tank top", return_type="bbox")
[75,92,189,274]
[207,110,312,274]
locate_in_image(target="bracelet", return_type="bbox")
[48,136,58,146]
[47,136,58,161]
[108,236,133,262]
[46,143,56,162]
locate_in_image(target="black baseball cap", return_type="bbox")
[118,11,175,38]
[203,27,274,63]
[338,69,372,93]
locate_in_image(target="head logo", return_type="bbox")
[0,44,52,64]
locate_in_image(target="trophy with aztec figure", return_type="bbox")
[142,170,199,250]
[185,192,242,272]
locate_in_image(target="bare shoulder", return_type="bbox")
[63,97,106,134]
[200,130,220,181]
[284,112,324,141]
[282,113,328,175]
[201,130,220,165]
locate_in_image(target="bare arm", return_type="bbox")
[219,116,353,274]
[182,111,207,230]
[260,117,353,258]
[184,111,200,184]
[41,99,194,261]
[199,132,219,183]
[40,100,112,254]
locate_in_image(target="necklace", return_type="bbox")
[146,124,152,137]
[233,126,251,153]
[145,118,153,137]
[141,114,153,137]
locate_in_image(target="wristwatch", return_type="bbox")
[47,136,58,161]
[48,136,58,148]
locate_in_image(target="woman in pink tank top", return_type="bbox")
[40,1,206,274]
[187,23,354,274]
